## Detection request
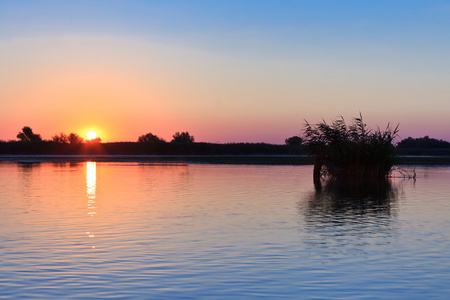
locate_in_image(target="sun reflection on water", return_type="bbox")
[87,162,96,202]
[86,162,97,248]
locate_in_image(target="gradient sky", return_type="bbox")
[1,0,450,143]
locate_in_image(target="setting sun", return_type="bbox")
[87,131,97,140]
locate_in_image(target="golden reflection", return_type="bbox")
[86,162,97,248]
[87,161,96,201]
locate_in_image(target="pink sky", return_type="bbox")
[1,2,450,143]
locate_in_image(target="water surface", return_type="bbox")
[0,162,449,298]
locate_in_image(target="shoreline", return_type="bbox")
[2,154,450,165]
[0,154,313,165]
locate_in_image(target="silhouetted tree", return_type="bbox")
[52,133,69,143]
[397,136,450,149]
[285,136,303,146]
[86,137,101,144]
[138,132,166,143]
[17,126,42,141]
[68,133,84,144]
[52,132,83,144]
[171,131,194,143]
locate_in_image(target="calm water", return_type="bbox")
[0,162,449,299]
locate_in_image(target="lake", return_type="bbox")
[0,161,449,299]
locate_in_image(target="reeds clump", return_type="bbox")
[303,114,398,181]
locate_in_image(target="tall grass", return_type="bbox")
[303,114,398,180]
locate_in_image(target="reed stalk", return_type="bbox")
[304,114,398,180]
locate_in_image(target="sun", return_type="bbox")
[87,131,97,140]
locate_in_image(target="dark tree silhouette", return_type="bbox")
[86,137,101,144]
[397,136,450,149]
[68,133,84,144]
[17,126,42,141]
[138,132,166,143]
[285,136,303,146]
[52,133,69,143]
[171,131,194,143]
[52,132,83,144]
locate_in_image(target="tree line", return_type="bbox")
[1,126,302,155]
[13,126,195,144]
[137,131,194,143]
[7,125,450,150]
[15,126,90,144]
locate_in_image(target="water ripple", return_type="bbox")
[0,163,449,298]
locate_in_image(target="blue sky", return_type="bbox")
[1,1,449,142]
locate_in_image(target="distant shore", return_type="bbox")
[0,154,312,165]
[2,140,450,165]
[2,154,450,165]
[0,141,303,156]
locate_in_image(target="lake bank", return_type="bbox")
[2,154,450,165]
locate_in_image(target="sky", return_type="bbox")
[1,0,450,143]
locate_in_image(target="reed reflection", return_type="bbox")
[17,162,42,198]
[17,162,41,171]
[300,179,400,248]
[86,162,96,247]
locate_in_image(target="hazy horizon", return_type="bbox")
[1,1,450,143]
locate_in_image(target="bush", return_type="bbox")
[17,126,42,141]
[171,132,194,143]
[285,136,303,146]
[397,136,450,149]
[138,132,166,143]
[303,114,398,180]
